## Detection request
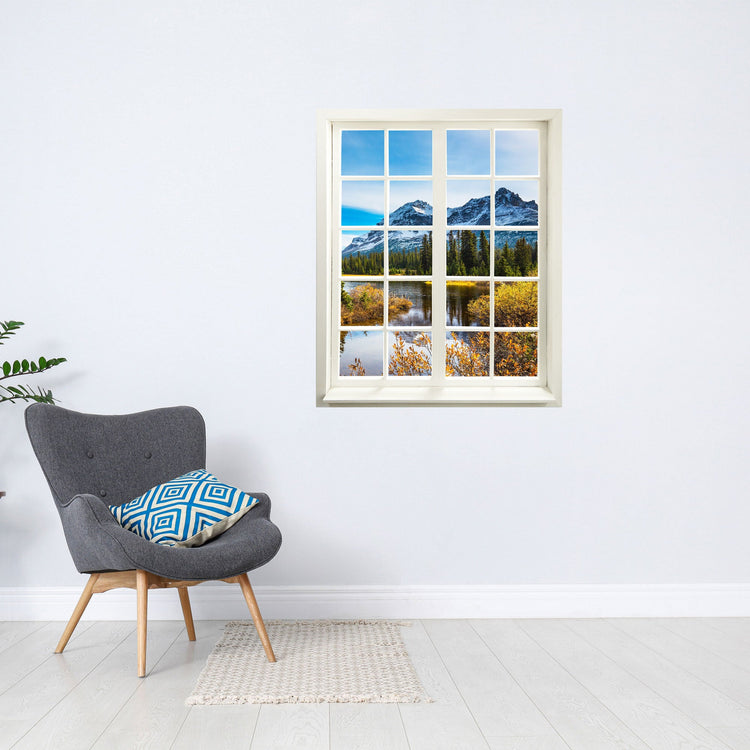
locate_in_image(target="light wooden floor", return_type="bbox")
[1,618,750,749]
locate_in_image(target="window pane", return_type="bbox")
[495,130,539,175]
[341,281,384,326]
[388,280,432,326]
[388,331,432,376]
[341,130,384,176]
[446,280,490,326]
[494,231,538,277]
[341,181,384,226]
[446,332,489,377]
[494,281,538,327]
[339,330,383,376]
[341,230,384,275]
[389,130,432,175]
[389,230,432,275]
[389,181,433,225]
[495,181,538,226]
[446,230,490,276]
[447,180,491,225]
[495,332,538,376]
[447,130,490,175]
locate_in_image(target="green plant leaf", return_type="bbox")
[0,322,65,406]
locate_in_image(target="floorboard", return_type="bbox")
[520,618,733,750]
[473,619,651,750]
[250,704,329,750]
[1,618,749,750]
[90,620,224,750]
[423,619,563,741]
[329,704,410,750]
[12,621,184,750]
[612,618,750,707]
[397,620,490,750]
[0,621,133,750]
[172,704,259,750]
[567,618,750,728]
[0,622,47,657]
[0,621,94,696]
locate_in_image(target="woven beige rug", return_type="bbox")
[186,620,431,705]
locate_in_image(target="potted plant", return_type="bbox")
[1,320,66,499]
[1,320,66,405]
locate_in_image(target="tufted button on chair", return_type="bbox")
[25,403,282,676]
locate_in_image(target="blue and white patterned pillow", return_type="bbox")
[109,470,259,547]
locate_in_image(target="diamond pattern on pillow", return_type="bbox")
[110,470,259,547]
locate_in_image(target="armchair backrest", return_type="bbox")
[25,404,206,507]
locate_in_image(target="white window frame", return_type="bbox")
[316,109,561,406]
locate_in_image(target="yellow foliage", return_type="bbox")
[341,284,413,326]
[445,332,489,377]
[495,332,537,376]
[388,332,432,376]
[467,281,537,327]
[347,357,367,376]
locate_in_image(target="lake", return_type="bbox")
[446,282,489,326]
[388,280,432,326]
[387,280,490,327]
[343,279,489,330]
[339,330,383,376]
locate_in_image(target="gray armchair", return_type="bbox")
[25,403,282,676]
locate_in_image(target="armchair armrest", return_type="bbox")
[56,494,138,573]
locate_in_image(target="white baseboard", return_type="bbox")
[1,583,749,621]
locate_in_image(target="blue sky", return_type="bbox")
[342,130,432,176]
[341,181,384,225]
[341,129,537,224]
[389,131,431,175]
[497,180,538,203]
[341,131,384,176]
[389,180,432,214]
[447,130,490,175]
[495,130,538,175]
[447,180,490,208]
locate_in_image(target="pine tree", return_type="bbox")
[479,231,490,275]
[460,230,478,275]
[420,234,431,274]
[447,232,460,276]
[515,238,532,276]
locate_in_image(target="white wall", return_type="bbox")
[2,1,749,605]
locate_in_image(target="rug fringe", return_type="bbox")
[187,693,433,705]
[225,619,415,627]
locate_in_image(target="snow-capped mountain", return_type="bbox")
[342,187,537,258]
[388,199,433,226]
[488,187,538,227]
[446,187,537,226]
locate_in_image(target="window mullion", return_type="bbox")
[432,127,448,384]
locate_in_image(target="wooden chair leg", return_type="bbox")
[55,573,99,654]
[178,587,196,641]
[136,569,149,677]
[237,573,276,662]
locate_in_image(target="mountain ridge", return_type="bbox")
[343,187,537,258]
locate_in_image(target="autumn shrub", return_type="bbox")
[340,284,413,326]
[445,332,489,377]
[348,357,367,376]
[495,332,537,376]
[388,332,432,376]
[466,281,537,327]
